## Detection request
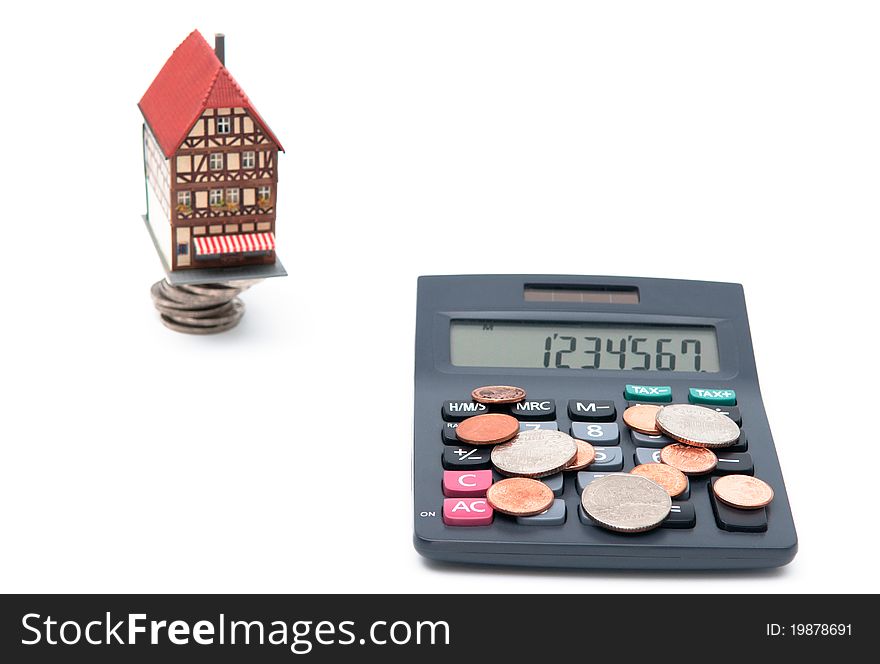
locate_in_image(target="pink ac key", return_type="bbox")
[443,498,493,526]
[443,470,493,497]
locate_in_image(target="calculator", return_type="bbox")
[412,275,797,569]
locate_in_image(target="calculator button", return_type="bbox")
[541,473,565,497]
[708,405,742,426]
[519,421,559,432]
[714,453,754,475]
[577,505,592,526]
[624,384,672,403]
[576,471,614,494]
[588,447,623,472]
[442,400,488,422]
[630,431,675,448]
[516,499,566,526]
[634,447,662,465]
[689,387,737,406]
[568,400,616,422]
[662,502,696,529]
[442,498,493,526]
[571,422,620,445]
[709,480,767,532]
[441,422,459,445]
[510,399,556,420]
[726,433,748,453]
[442,470,493,497]
[442,445,492,470]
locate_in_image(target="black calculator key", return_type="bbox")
[576,471,615,494]
[518,421,558,432]
[542,473,565,497]
[442,445,492,470]
[510,399,556,420]
[714,453,754,475]
[709,405,742,426]
[662,502,696,529]
[588,447,623,472]
[571,422,620,445]
[442,400,488,422]
[710,480,767,532]
[441,422,459,445]
[634,447,662,466]
[726,433,748,453]
[630,431,675,448]
[516,499,566,526]
[568,400,616,422]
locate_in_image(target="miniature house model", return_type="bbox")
[139,30,283,271]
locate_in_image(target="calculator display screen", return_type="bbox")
[450,321,720,372]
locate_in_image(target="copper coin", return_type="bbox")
[454,413,520,446]
[713,475,774,509]
[564,439,596,471]
[630,463,688,498]
[659,443,717,475]
[486,477,554,516]
[471,385,527,404]
[622,404,663,435]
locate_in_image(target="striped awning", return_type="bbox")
[193,232,275,256]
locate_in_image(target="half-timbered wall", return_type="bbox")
[166,107,280,270]
[173,107,278,222]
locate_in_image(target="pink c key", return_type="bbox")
[442,470,493,497]
[443,498,493,526]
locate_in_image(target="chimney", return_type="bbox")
[214,33,225,65]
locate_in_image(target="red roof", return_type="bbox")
[139,30,283,158]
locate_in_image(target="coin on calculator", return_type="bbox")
[487,478,555,516]
[471,385,527,404]
[713,475,774,509]
[454,413,520,445]
[630,463,688,498]
[656,404,740,448]
[622,404,663,435]
[581,474,671,533]
[491,429,577,478]
[659,443,718,475]
[563,439,596,471]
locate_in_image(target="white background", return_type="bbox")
[1,1,878,593]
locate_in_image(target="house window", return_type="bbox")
[209,153,223,170]
[216,116,231,134]
[209,189,223,206]
[177,191,191,207]
[177,243,189,256]
[258,186,271,200]
[226,188,240,204]
[242,151,255,168]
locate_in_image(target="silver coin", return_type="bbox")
[656,404,741,448]
[159,315,242,334]
[581,474,671,533]
[491,429,577,478]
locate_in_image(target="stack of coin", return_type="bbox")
[150,279,259,334]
